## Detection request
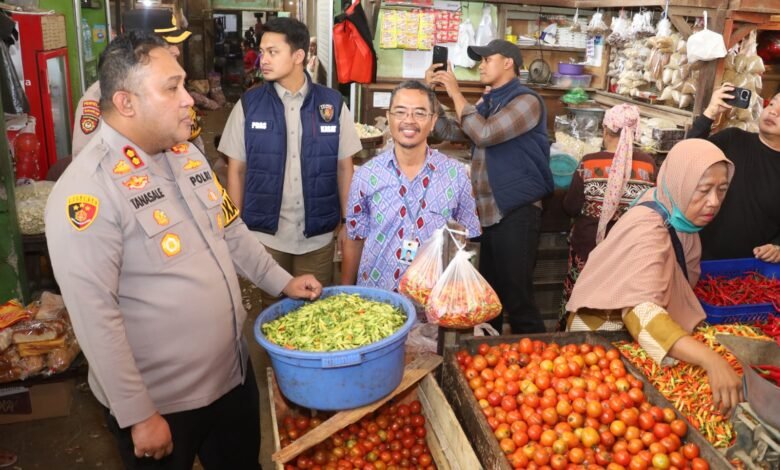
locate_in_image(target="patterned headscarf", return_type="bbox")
[596,104,642,244]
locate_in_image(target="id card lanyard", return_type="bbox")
[392,149,434,264]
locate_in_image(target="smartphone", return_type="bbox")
[432,46,448,72]
[725,86,752,109]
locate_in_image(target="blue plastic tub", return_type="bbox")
[698,258,780,324]
[550,154,579,189]
[254,286,416,410]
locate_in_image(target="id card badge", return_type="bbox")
[400,239,420,265]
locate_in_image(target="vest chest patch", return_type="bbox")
[320,125,337,134]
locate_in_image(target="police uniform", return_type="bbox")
[71,81,204,158]
[46,122,290,466]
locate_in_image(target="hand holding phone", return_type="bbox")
[432,46,448,73]
[725,86,752,109]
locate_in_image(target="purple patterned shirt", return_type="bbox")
[346,147,481,291]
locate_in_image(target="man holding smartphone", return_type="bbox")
[686,83,780,263]
[425,40,553,334]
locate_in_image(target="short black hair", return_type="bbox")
[390,80,437,113]
[263,17,309,63]
[98,31,167,111]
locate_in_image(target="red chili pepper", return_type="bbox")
[696,273,780,310]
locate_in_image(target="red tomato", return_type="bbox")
[691,457,709,470]
[638,412,656,431]
[670,419,687,437]
[653,422,672,440]
[681,443,700,460]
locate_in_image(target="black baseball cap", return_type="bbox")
[122,8,191,44]
[468,39,523,69]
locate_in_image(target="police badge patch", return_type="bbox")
[319,104,334,122]
[80,115,98,135]
[66,194,100,231]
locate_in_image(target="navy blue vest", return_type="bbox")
[241,78,342,237]
[477,79,553,215]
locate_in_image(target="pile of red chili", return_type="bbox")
[694,271,780,310]
[755,314,780,345]
[752,364,780,387]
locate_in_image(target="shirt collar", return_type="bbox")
[273,79,309,100]
[386,146,440,175]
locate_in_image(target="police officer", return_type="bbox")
[46,32,320,469]
[71,8,203,158]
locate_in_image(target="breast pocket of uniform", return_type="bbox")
[133,199,198,267]
[193,183,226,239]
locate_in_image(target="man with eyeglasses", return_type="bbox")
[341,80,480,291]
[426,40,554,334]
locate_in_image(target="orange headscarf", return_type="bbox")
[566,139,734,332]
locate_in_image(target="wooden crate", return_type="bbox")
[441,332,735,470]
[268,368,482,470]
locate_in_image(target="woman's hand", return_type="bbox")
[705,354,743,416]
[754,243,780,263]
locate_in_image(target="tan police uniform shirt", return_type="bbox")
[46,123,292,428]
[72,81,205,158]
[218,80,362,255]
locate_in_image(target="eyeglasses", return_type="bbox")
[388,108,434,121]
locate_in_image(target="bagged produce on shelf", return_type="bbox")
[607,10,631,46]
[629,10,655,38]
[656,16,672,37]
[723,30,765,132]
[554,115,603,160]
[399,228,444,306]
[425,249,501,328]
[586,10,609,35]
[687,11,727,64]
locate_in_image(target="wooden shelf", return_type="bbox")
[593,91,694,127]
[517,45,587,53]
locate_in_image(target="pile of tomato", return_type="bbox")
[455,339,710,470]
[278,399,436,470]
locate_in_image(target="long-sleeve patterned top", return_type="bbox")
[346,147,481,291]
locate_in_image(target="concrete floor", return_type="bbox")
[1,95,281,470]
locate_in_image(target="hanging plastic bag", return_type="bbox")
[425,249,502,329]
[587,10,609,35]
[452,19,476,68]
[687,11,727,64]
[399,228,444,306]
[475,5,496,46]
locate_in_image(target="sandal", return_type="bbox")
[0,449,17,468]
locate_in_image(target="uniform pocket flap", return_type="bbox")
[135,200,183,238]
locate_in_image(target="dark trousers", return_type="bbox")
[105,363,261,470]
[482,205,546,334]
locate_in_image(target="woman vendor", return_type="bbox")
[565,139,743,415]
[560,104,657,328]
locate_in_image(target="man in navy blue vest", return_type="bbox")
[219,18,361,307]
[427,40,554,334]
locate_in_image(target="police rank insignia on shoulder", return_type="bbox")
[319,104,334,122]
[80,115,98,135]
[123,146,144,168]
[66,194,99,231]
[183,159,202,170]
[170,143,189,154]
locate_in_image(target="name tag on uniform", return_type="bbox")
[251,121,268,130]
[320,125,337,134]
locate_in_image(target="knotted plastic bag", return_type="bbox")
[425,249,502,329]
[687,11,727,64]
[399,228,444,307]
[475,5,495,46]
[452,20,476,68]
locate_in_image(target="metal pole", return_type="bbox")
[73,0,86,95]
[0,93,30,302]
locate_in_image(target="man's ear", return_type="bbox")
[504,57,514,72]
[293,48,306,66]
[111,91,136,118]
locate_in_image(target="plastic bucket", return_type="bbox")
[550,153,578,189]
[254,286,416,410]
